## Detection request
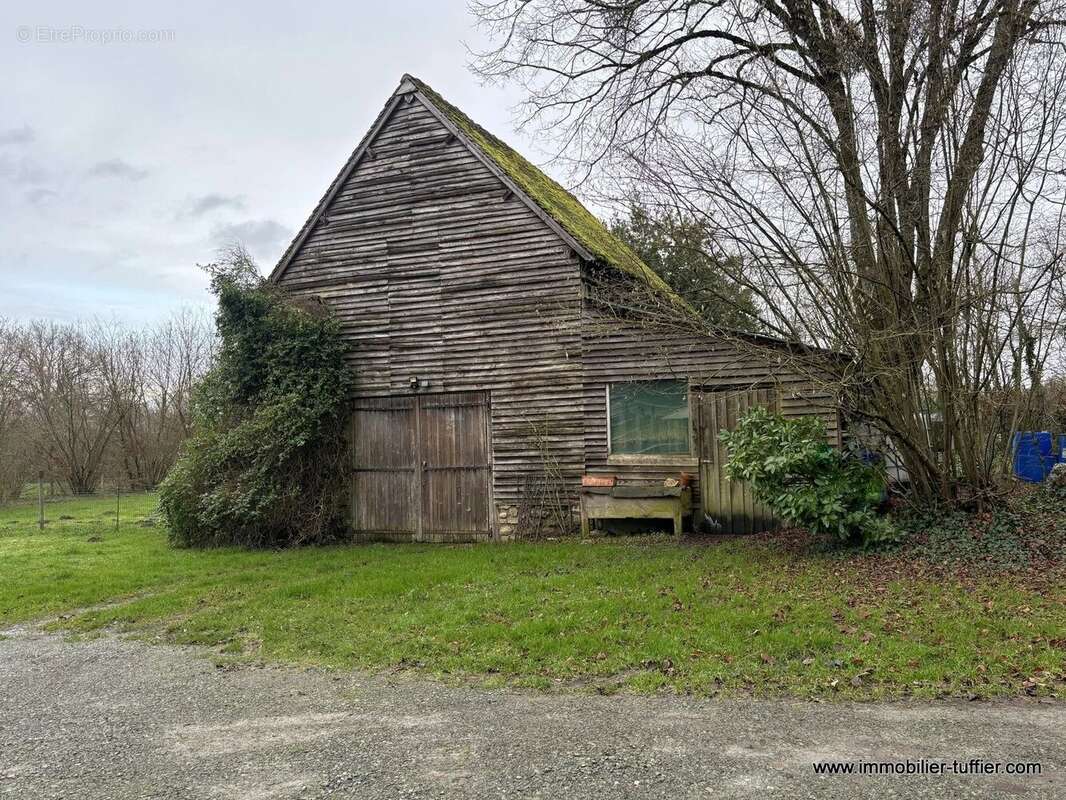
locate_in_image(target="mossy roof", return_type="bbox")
[404,75,686,307]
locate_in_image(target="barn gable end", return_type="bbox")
[273,78,590,538]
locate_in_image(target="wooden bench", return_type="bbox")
[579,485,692,536]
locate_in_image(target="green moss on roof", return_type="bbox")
[405,75,686,307]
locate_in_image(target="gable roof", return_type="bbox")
[270,74,684,308]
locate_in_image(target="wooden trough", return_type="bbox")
[579,482,692,536]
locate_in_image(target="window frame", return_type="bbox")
[605,380,698,465]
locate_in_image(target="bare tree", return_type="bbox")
[97,319,148,486]
[19,321,122,494]
[0,319,33,502]
[148,309,214,442]
[3,310,213,498]
[473,0,1066,503]
[96,311,214,489]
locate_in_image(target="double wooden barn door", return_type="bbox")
[695,388,779,535]
[350,391,492,540]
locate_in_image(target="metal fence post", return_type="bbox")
[116,488,120,532]
[38,472,44,531]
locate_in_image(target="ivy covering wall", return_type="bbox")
[160,269,351,548]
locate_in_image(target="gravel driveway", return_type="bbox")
[0,627,1062,799]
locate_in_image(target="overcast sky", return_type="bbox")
[1,1,544,323]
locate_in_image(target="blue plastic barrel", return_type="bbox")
[1059,434,1066,464]
[1013,431,1054,482]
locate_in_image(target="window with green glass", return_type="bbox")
[608,380,691,455]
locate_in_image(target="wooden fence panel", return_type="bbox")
[696,388,779,535]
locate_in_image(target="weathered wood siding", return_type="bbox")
[276,97,587,536]
[696,387,781,534]
[580,304,840,524]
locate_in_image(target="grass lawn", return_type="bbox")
[0,495,1062,699]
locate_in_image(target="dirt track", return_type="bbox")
[1,627,1062,799]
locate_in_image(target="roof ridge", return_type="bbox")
[402,75,687,308]
[272,74,689,314]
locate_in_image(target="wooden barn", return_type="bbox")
[270,75,841,541]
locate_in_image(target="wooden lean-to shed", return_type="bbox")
[270,74,841,541]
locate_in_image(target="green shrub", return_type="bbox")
[720,407,899,547]
[160,274,351,548]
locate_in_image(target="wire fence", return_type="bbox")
[1,475,161,532]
